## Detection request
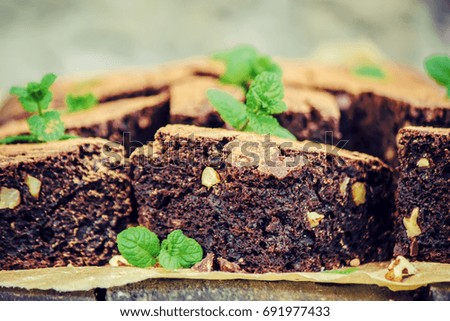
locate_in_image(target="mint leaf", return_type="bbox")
[213,45,282,87]
[158,230,203,270]
[66,93,98,112]
[246,72,287,115]
[323,267,358,275]
[213,45,258,86]
[246,112,296,140]
[10,73,56,113]
[207,89,248,130]
[40,73,57,88]
[9,87,27,96]
[59,133,79,140]
[424,55,450,93]
[251,55,282,78]
[353,65,385,79]
[0,135,39,144]
[117,226,161,268]
[27,111,65,142]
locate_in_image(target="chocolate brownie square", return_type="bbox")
[0,138,131,270]
[394,126,450,263]
[131,124,394,272]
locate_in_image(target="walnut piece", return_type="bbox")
[350,258,361,267]
[385,256,418,282]
[416,158,430,168]
[0,187,21,209]
[108,255,131,267]
[351,182,366,206]
[339,177,350,196]
[403,207,421,238]
[217,257,242,272]
[307,211,325,228]
[191,253,214,272]
[201,167,221,188]
[25,174,42,198]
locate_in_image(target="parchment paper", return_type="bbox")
[0,261,449,292]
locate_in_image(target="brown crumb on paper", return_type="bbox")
[191,253,215,272]
[385,256,418,282]
[108,255,131,267]
[217,257,243,272]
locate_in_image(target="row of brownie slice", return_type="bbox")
[0,58,448,271]
[1,57,449,163]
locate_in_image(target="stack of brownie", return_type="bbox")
[0,56,448,272]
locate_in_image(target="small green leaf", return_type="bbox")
[66,93,98,112]
[246,72,286,115]
[245,113,296,140]
[59,133,79,140]
[10,73,56,113]
[353,65,386,79]
[27,111,65,142]
[18,96,40,113]
[424,55,450,91]
[207,89,248,130]
[213,45,258,86]
[158,230,203,270]
[40,73,57,88]
[251,55,282,78]
[9,86,27,96]
[322,267,358,275]
[0,135,39,144]
[117,226,161,268]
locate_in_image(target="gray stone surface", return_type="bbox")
[428,283,450,301]
[0,0,448,95]
[0,287,98,301]
[105,279,417,301]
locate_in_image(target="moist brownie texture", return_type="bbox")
[131,125,394,272]
[0,138,132,270]
[0,93,170,155]
[393,126,450,263]
[169,76,341,143]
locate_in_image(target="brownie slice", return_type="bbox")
[277,87,341,142]
[278,59,450,164]
[0,138,131,270]
[0,59,211,125]
[169,76,341,143]
[393,126,450,263]
[131,124,394,272]
[0,93,169,155]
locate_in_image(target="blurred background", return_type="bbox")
[0,0,449,93]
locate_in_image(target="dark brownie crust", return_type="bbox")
[394,126,450,263]
[131,125,394,273]
[0,138,132,270]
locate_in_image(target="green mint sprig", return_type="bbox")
[117,227,203,269]
[0,73,78,144]
[352,65,386,79]
[207,71,296,140]
[213,45,281,88]
[66,93,98,112]
[424,55,450,98]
